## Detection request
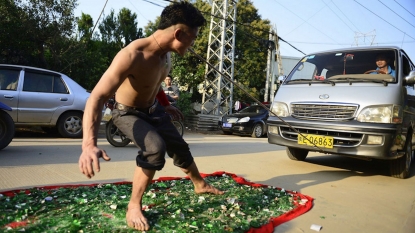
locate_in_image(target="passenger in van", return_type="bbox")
[370,54,396,77]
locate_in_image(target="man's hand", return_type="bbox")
[79,147,111,179]
[165,105,184,121]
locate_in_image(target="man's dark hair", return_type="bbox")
[158,1,206,30]
[166,74,172,79]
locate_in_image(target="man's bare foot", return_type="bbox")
[126,206,150,231]
[195,181,224,195]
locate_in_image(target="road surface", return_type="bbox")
[0,130,414,233]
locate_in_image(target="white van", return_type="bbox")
[267,46,415,178]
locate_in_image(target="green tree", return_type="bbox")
[0,0,78,69]
[149,0,271,103]
[118,8,139,45]
[232,0,270,103]
[77,13,94,40]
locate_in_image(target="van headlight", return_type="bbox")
[270,102,290,117]
[238,117,250,123]
[357,105,402,123]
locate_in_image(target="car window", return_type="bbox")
[0,68,20,91]
[23,71,67,93]
[286,49,397,83]
[53,76,68,94]
[240,105,266,113]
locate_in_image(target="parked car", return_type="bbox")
[0,101,14,150]
[219,104,270,138]
[267,46,415,179]
[0,64,90,138]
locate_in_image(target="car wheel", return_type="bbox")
[57,112,83,138]
[251,123,263,138]
[286,147,308,161]
[390,133,412,179]
[0,111,15,150]
[105,119,131,147]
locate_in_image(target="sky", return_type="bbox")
[74,0,415,60]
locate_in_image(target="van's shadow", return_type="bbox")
[258,154,415,193]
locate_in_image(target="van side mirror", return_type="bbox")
[404,71,415,86]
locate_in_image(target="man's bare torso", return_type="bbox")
[115,38,171,108]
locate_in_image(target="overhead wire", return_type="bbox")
[330,0,361,32]
[91,0,109,34]
[284,4,328,37]
[127,0,155,22]
[271,0,340,44]
[142,0,166,7]
[323,0,356,33]
[378,0,415,29]
[353,0,415,40]
[393,0,415,18]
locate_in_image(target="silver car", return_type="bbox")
[0,64,90,138]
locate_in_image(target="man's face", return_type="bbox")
[176,25,199,56]
[165,77,172,86]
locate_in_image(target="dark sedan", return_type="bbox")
[219,104,270,138]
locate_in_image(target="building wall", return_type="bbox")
[279,56,301,76]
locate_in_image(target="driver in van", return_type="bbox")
[370,54,396,77]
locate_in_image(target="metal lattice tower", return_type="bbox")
[201,0,237,115]
[352,30,377,46]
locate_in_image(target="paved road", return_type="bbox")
[1,130,414,233]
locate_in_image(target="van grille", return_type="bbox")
[280,126,363,147]
[291,103,358,120]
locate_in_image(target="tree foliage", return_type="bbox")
[0,0,78,69]
[1,0,271,98]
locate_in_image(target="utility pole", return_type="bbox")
[272,27,283,99]
[201,0,237,116]
[264,28,273,103]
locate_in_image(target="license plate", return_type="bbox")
[298,134,334,148]
[223,123,232,128]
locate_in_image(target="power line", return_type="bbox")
[394,0,415,18]
[330,0,360,32]
[142,0,166,7]
[127,0,155,22]
[378,0,415,29]
[323,0,355,33]
[353,0,415,40]
[91,0,109,34]
[271,0,340,44]
[284,3,328,37]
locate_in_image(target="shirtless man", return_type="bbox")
[78,2,223,231]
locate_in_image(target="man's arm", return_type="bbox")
[156,87,183,120]
[79,49,133,178]
[172,86,180,100]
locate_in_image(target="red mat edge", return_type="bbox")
[1,171,313,233]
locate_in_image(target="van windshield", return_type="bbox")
[285,49,397,84]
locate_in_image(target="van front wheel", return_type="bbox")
[286,147,308,161]
[390,134,412,179]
